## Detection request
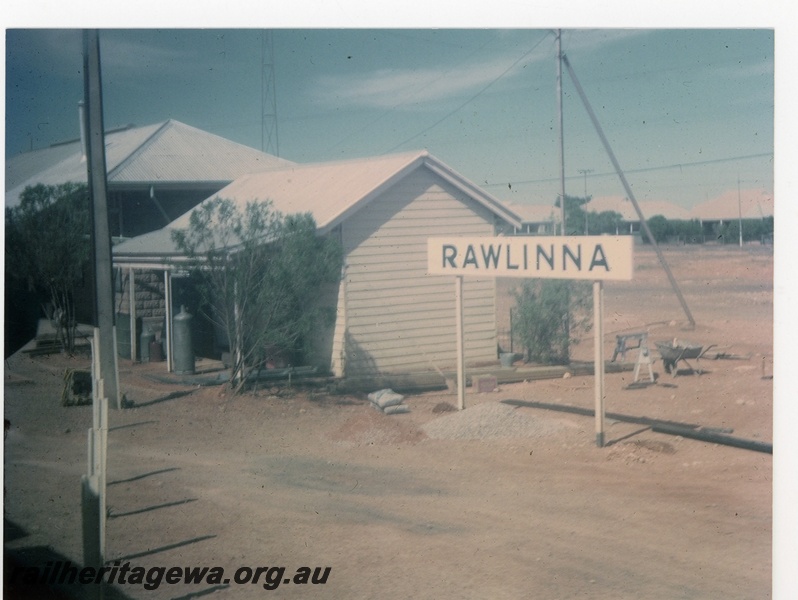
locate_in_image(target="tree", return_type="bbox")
[171,198,342,391]
[555,195,590,235]
[669,219,704,244]
[511,280,591,365]
[5,183,91,353]
[591,210,625,235]
[646,215,671,243]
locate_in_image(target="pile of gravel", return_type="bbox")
[422,401,565,441]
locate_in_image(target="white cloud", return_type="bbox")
[713,59,774,80]
[311,29,654,111]
[314,49,550,110]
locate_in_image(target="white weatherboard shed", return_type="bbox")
[113,150,521,378]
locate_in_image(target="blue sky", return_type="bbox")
[2,22,779,210]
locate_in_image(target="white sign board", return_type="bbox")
[427,236,633,281]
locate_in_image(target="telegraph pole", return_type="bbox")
[737,176,743,248]
[83,29,115,597]
[578,168,593,234]
[556,30,566,236]
[84,29,119,409]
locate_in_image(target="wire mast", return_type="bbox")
[561,53,696,329]
[261,31,280,156]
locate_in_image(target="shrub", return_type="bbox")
[511,280,591,365]
[172,198,342,391]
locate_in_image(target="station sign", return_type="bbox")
[427,236,633,281]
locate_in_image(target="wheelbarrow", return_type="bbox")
[655,340,716,376]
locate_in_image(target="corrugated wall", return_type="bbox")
[337,168,498,377]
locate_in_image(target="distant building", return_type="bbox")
[6,119,293,238]
[689,189,774,224]
[503,202,561,234]
[504,196,695,237]
[585,196,691,234]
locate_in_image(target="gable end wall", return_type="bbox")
[337,168,498,377]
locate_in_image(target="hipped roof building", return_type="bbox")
[6,119,294,237]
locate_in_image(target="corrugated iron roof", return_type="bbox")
[114,150,522,261]
[110,121,294,183]
[167,150,520,233]
[5,120,293,207]
[5,143,81,190]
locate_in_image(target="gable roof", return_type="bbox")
[113,150,522,264]
[5,120,294,208]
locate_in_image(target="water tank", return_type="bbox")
[172,306,195,374]
[140,327,155,363]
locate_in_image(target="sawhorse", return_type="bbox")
[612,333,654,384]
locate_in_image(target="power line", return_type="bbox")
[383,31,554,154]
[324,35,497,154]
[482,151,773,189]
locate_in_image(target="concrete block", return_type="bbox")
[472,375,498,393]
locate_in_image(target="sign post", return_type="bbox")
[593,281,606,447]
[428,236,632,443]
[454,276,465,411]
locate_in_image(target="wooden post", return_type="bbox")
[164,270,173,372]
[556,29,566,236]
[455,276,465,410]
[84,327,107,592]
[593,280,605,447]
[233,280,243,387]
[129,267,136,361]
[81,475,101,600]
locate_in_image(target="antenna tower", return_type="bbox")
[261,31,280,156]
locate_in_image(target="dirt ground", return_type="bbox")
[4,244,774,599]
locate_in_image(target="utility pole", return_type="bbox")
[737,176,743,248]
[578,168,593,234]
[556,29,566,236]
[84,30,119,409]
[82,29,115,598]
